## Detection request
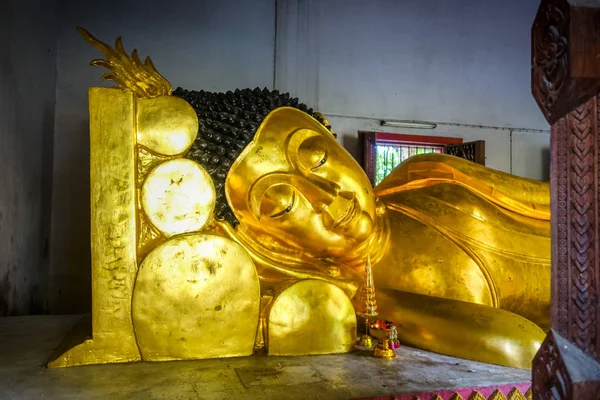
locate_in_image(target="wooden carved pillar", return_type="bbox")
[531,1,600,399]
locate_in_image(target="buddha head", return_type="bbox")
[176,88,377,260]
[228,107,377,258]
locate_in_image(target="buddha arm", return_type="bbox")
[375,153,550,220]
[376,171,551,328]
[376,288,544,369]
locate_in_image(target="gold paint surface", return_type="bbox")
[141,158,215,237]
[268,280,356,356]
[469,394,486,400]
[57,34,553,368]
[77,28,172,98]
[488,390,508,400]
[226,107,378,262]
[132,233,260,361]
[137,213,162,259]
[376,288,544,369]
[376,154,550,220]
[137,147,170,186]
[222,108,549,368]
[408,390,530,400]
[49,88,141,367]
[506,388,527,400]
[136,96,198,156]
[375,175,550,329]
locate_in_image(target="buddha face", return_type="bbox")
[226,108,376,258]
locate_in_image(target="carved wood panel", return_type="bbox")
[444,140,486,165]
[532,329,600,399]
[532,1,600,397]
[532,0,600,124]
[551,95,600,357]
[532,331,571,399]
[358,131,377,186]
[531,0,569,121]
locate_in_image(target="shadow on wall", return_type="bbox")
[1,0,57,316]
[541,147,550,182]
[49,116,92,315]
[342,135,360,164]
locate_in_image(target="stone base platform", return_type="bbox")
[0,315,530,399]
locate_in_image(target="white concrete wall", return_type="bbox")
[50,0,276,313]
[276,0,550,178]
[512,132,551,181]
[0,0,57,315]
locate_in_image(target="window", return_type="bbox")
[375,143,444,185]
[359,132,485,186]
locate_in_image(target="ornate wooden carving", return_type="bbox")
[531,0,600,125]
[355,384,532,400]
[358,131,377,185]
[531,0,600,123]
[532,330,572,399]
[531,0,600,399]
[445,140,486,165]
[531,0,569,122]
[532,329,600,399]
[551,96,599,355]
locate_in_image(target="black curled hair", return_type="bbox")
[174,87,331,227]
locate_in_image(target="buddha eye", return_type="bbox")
[260,184,296,219]
[311,148,328,170]
[270,191,295,218]
[298,136,328,171]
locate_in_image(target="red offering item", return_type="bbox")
[373,320,387,329]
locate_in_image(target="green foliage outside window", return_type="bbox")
[375,145,441,185]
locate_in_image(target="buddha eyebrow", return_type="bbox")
[285,128,320,170]
[249,173,296,218]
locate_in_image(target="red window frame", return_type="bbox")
[359,131,463,185]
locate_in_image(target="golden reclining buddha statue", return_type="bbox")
[48,29,550,370]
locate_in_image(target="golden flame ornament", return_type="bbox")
[77,27,172,98]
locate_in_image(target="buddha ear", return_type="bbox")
[314,112,334,134]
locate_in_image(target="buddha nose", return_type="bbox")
[302,174,340,211]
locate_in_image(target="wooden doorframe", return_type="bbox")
[530,1,600,398]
